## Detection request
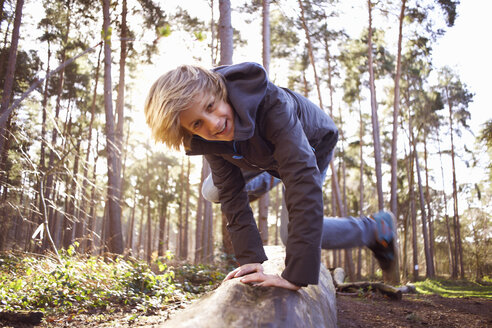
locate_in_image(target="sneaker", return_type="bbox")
[368,211,396,272]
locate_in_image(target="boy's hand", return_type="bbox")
[224,263,301,291]
[224,263,264,281]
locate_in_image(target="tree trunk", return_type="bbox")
[256,53,269,247]
[218,0,234,258]
[183,158,191,259]
[408,109,419,281]
[45,0,72,226]
[258,0,271,246]
[160,246,337,328]
[367,0,384,211]
[389,0,406,284]
[146,194,152,262]
[218,0,233,65]
[145,147,152,262]
[102,0,124,254]
[437,132,455,277]
[337,107,355,281]
[0,0,23,160]
[390,0,406,221]
[423,136,436,274]
[63,139,81,248]
[86,131,100,254]
[357,97,364,280]
[138,200,145,258]
[159,168,170,257]
[195,160,205,263]
[446,87,464,278]
[78,45,102,253]
[177,157,184,258]
[298,0,322,109]
[413,138,433,277]
[202,162,214,263]
[115,0,127,209]
[127,188,137,254]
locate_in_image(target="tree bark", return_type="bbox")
[437,132,455,277]
[194,159,205,263]
[102,0,124,254]
[77,45,102,253]
[413,139,433,278]
[202,162,214,263]
[183,157,191,259]
[178,157,184,258]
[367,0,384,211]
[218,0,234,258]
[407,106,419,281]
[86,131,100,254]
[0,0,23,160]
[446,86,464,278]
[127,188,137,254]
[159,169,169,257]
[218,0,233,65]
[258,0,271,246]
[390,0,406,222]
[115,0,127,211]
[423,136,436,274]
[146,148,152,262]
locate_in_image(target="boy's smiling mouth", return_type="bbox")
[215,120,227,136]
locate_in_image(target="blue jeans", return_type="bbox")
[202,163,377,249]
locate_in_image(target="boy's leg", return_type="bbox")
[321,211,397,274]
[201,171,281,204]
[320,215,377,249]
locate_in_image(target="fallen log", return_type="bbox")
[331,267,402,300]
[332,267,346,286]
[336,281,402,300]
[397,284,417,294]
[159,246,337,328]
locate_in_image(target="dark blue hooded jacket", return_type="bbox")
[186,62,338,286]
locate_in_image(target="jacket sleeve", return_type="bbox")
[204,154,268,265]
[262,91,324,286]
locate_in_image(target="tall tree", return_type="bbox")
[0,0,23,182]
[102,0,123,254]
[114,0,128,223]
[218,0,234,257]
[438,67,473,279]
[257,0,270,245]
[390,0,406,220]
[366,0,384,212]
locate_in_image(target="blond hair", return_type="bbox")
[144,65,227,150]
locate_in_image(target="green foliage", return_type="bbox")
[0,249,226,315]
[415,278,492,299]
[157,24,171,37]
[172,264,226,294]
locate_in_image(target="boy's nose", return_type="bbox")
[204,116,219,134]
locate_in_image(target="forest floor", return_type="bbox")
[337,292,491,328]
[2,284,491,327]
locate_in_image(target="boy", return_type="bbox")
[144,62,396,290]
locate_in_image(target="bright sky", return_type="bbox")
[432,1,491,130]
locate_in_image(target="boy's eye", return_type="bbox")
[192,120,201,130]
[206,101,214,112]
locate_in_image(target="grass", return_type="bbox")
[414,278,492,299]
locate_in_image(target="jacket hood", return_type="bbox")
[213,62,268,141]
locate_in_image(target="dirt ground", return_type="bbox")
[337,293,492,328]
[1,293,491,327]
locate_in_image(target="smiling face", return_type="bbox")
[179,92,235,142]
